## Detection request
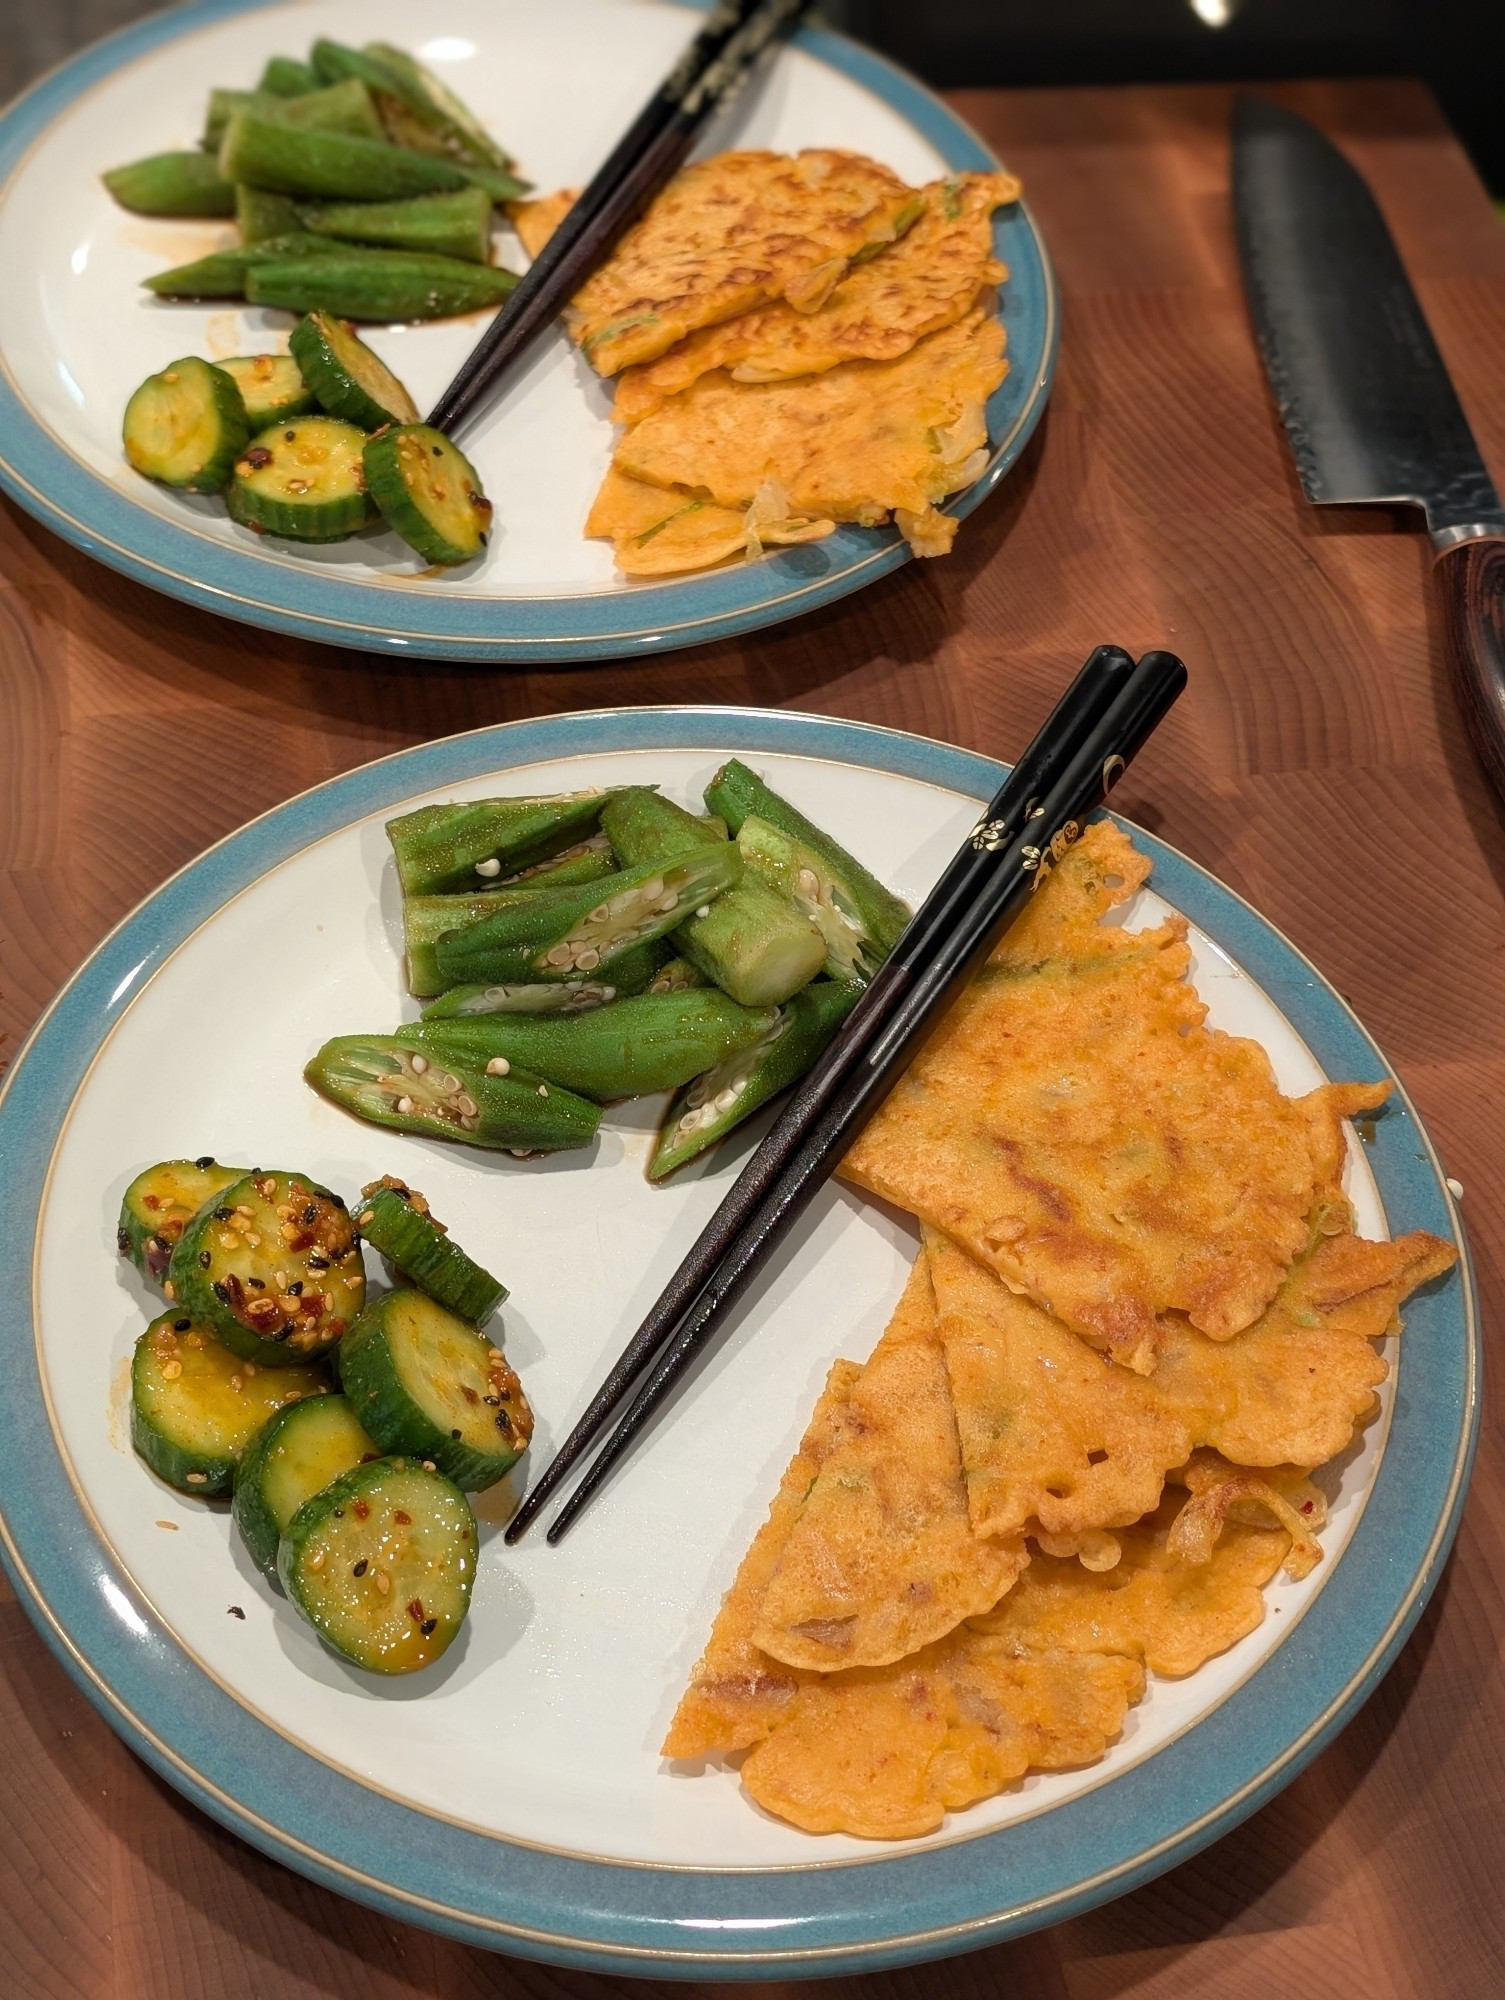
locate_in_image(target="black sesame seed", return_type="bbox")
[247,1277,265,1290]
[174,1317,191,1332]
[496,1412,512,1432]
[420,1617,437,1636]
[214,1206,232,1220]
[450,1428,462,1440]
[483,1395,499,1407]
[116,1228,131,1256]
[353,1558,368,1577]
[431,444,442,457]
[198,1249,212,1268]
[212,1281,229,1303]
[301,1204,318,1226]
[332,1509,344,1519]
[308,1257,329,1271]
[288,1281,303,1295]
[227,1604,245,1619]
[195,1155,215,1170]
[330,1193,347,1209]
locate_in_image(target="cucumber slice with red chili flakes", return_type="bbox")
[363,424,492,565]
[118,1156,245,1286]
[227,415,375,541]
[288,309,419,431]
[122,356,250,493]
[356,1178,507,1323]
[338,1288,531,1490]
[233,1392,377,1573]
[219,352,317,426]
[278,1455,476,1673]
[166,1169,365,1367]
[131,1311,329,1496]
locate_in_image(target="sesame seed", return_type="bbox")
[308,1550,326,1571]
[537,1084,548,1098]
[474,858,501,877]
[186,1471,207,1484]
[695,906,711,920]
[422,1460,436,1471]
[374,1570,391,1595]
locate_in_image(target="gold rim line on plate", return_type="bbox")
[0,7,1056,642]
[11,727,1457,1880]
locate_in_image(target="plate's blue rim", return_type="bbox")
[0,0,1058,663]
[0,705,1477,1978]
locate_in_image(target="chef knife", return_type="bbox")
[1233,94,1505,796]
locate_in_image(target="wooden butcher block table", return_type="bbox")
[1,75,1502,2000]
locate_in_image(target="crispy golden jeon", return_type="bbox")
[664,1356,1321,1837]
[584,468,835,579]
[611,171,1019,423]
[751,1256,1028,1672]
[563,150,923,376]
[612,309,1006,560]
[509,186,577,262]
[925,1216,1455,1546]
[840,821,1393,1373]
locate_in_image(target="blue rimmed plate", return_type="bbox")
[0,0,1055,662]
[0,706,1476,1976]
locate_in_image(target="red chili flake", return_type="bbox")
[1301,1501,1314,1514]
[143,1194,162,1210]
[242,446,274,469]
[460,1385,480,1405]
[352,1499,371,1521]
[392,1509,412,1525]
[407,1599,424,1622]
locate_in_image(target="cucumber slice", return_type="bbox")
[289,311,418,430]
[118,1156,245,1285]
[278,1456,477,1673]
[233,1392,376,1573]
[227,416,375,542]
[122,358,250,493]
[166,1168,365,1366]
[356,1180,507,1323]
[338,1289,532,1489]
[218,353,316,425]
[103,151,235,216]
[131,1311,329,1496]
[364,425,491,565]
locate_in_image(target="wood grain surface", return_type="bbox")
[2,72,1504,2000]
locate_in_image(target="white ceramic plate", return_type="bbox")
[0,0,1057,659]
[0,708,1473,1973]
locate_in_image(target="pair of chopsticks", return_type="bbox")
[507,645,1188,1545]
[428,0,814,437]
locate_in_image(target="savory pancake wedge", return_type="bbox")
[841,822,1392,1370]
[925,1218,1454,1542]
[610,308,1007,557]
[612,170,1019,423]
[584,467,834,577]
[751,1256,1027,1673]
[564,150,923,374]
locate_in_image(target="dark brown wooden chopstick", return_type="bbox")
[503,646,1136,1545]
[503,646,1176,1545]
[539,648,1185,1542]
[428,0,813,437]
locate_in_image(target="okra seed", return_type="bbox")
[714,1088,739,1113]
[408,1054,428,1075]
[486,1056,511,1076]
[455,1092,478,1116]
[395,1095,414,1115]
[537,1084,549,1098]
[545,943,573,967]
[695,906,711,919]
[587,903,610,924]
[575,948,600,971]
[474,858,501,877]
[656,892,679,913]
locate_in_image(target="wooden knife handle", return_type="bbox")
[1436,536,1505,799]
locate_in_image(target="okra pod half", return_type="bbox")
[601,788,824,1008]
[220,110,483,203]
[434,848,744,988]
[309,40,519,178]
[703,759,911,962]
[144,234,332,301]
[650,979,862,1180]
[203,79,385,149]
[299,187,494,264]
[737,814,898,982]
[103,151,236,216]
[396,988,779,1102]
[305,1035,600,1153]
[403,860,632,996]
[388,792,622,895]
[259,55,319,97]
[244,250,516,321]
